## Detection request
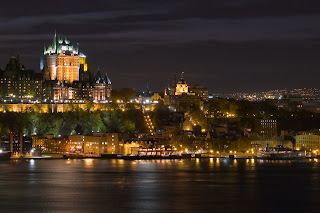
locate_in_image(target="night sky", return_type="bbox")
[0,0,320,93]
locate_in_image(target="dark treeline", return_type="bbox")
[0,107,147,136]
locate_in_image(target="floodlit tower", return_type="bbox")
[42,32,84,83]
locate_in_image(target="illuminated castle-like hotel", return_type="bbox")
[40,33,112,102]
[41,32,83,83]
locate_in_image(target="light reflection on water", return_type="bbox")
[0,158,319,212]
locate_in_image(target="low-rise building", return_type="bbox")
[33,133,119,156]
[32,135,67,154]
[295,133,320,151]
[68,133,119,156]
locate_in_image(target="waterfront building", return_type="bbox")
[32,134,66,154]
[295,133,320,151]
[32,133,119,156]
[1,133,32,155]
[68,133,119,155]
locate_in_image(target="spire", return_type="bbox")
[52,30,57,53]
[95,66,102,83]
[77,42,79,55]
[181,71,184,79]
[106,72,111,84]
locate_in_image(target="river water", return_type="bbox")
[0,158,319,213]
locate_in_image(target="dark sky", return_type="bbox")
[0,0,320,93]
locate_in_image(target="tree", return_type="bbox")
[229,137,251,152]
[152,100,171,130]
[189,109,207,130]
[85,100,95,111]
[111,88,136,102]
[213,137,228,152]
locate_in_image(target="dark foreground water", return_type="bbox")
[0,158,320,213]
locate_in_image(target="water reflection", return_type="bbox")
[84,158,94,168]
[216,158,220,165]
[233,159,237,165]
[0,158,319,212]
[209,158,214,164]
[29,159,35,167]
[66,158,71,164]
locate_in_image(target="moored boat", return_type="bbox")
[0,151,12,160]
[63,153,85,159]
[257,145,305,159]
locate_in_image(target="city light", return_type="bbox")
[0,3,318,213]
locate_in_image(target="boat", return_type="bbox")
[120,154,182,160]
[0,151,12,160]
[63,152,85,159]
[121,155,140,160]
[139,155,182,159]
[257,145,305,159]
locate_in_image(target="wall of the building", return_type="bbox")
[296,134,320,150]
